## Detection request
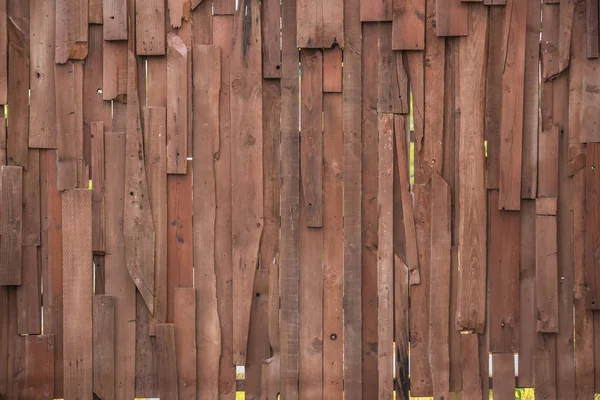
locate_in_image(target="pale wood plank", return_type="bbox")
[360,0,391,21]
[323,47,342,93]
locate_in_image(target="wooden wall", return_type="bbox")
[0,0,598,399]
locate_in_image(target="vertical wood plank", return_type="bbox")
[6,288,25,398]
[62,189,92,399]
[534,334,557,398]
[436,0,468,37]
[323,47,342,93]
[167,0,188,28]
[394,256,409,399]
[89,0,102,23]
[104,0,128,40]
[136,0,166,55]
[23,335,54,400]
[22,149,40,247]
[492,354,515,400]
[392,0,425,50]
[0,119,5,164]
[91,122,105,254]
[568,1,586,177]
[102,40,127,101]
[135,289,158,398]
[360,0,392,21]
[378,24,409,114]
[0,166,22,285]
[16,246,41,334]
[461,334,482,400]
[297,0,343,47]
[262,0,282,78]
[536,207,559,333]
[542,4,560,80]
[166,33,188,174]
[55,0,88,62]
[407,51,425,184]
[93,295,115,400]
[0,0,6,104]
[538,125,559,197]
[586,149,600,309]
[581,55,600,142]
[558,0,577,72]
[586,0,599,58]
[173,288,196,399]
[214,0,235,15]
[156,324,179,400]
[245,269,270,398]
[0,286,7,397]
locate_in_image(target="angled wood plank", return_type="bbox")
[536,209,559,332]
[391,0,425,50]
[499,0,527,210]
[23,335,54,400]
[166,34,188,174]
[29,0,57,149]
[586,0,599,58]
[62,189,92,399]
[429,173,451,400]
[492,354,516,400]
[323,47,342,93]
[124,52,156,314]
[93,295,115,400]
[231,0,264,364]
[0,0,6,104]
[394,256,409,400]
[91,122,105,254]
[136,0,166,55]
[192,44,221,398]
[436,0,468,37]
[173,288,196,399]
[0,166,22,285]
[104,0,128,40]
[16,246,41,334]
[55,0,88,62]
[297,0,343,47]
[102,40,127,101]
[262,0,282,78]
[378,24,409,114]
[360,0,391,21]
[300,49,323,227]
[456,3,488,333]
[156,324,179,400]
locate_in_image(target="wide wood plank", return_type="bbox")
[104,0,128,40]
[378,24,409,114]
[62,190,92,399]
[323,47,342,93]
[55,0,88,62]
[262,0,282,78]
[456,3,488,333]
[297,0,343,47]
[436,0,468,36]
[23,335,54,400]
[0,166,22,285]
[360,0,391,21]
[156,324,179,400]
[214,0,235,15]
[392,0,425,50]
[166,34,188,174]
[536,210,559,332]
[16,246,41,334]
[492,354,516,400]
[93,295,115,400]
[173,288,196,399]
[136,0,166,55]
[91,122,105,254]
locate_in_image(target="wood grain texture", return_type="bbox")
[460,334,482,400]
[55,0,88,62]
[0,119,5,165]
[392,0,425,50]
[538,125,560,197]
[104,0,128,40]
[436,0,468,36]
[245,269,270,398]
[23,335,54,400]
[91,122,105,254]
[62,189,92,400]
[168,0,187,27]
[378,24,409,114]
[568,1,586,177]
[0,287,7,397]
[0,0,6,104]
[536,210,559,332]
[407,51,425,183]
[16,246,41,334]
[135,290,158,398]
[136,0,166,55]
[0,166,22,285]
[231,0,264,364]
[6,288,26,398]
[262,0,282,77]
[360,0,391,21]
[456,3,488,333]
[297,0,343,47]
[300,49,323,227]
[93,295,115,400]
[214,0,235,15]
[166,33,188,174]
[156,324,179,400]
[102,40,127,101]
[558,0,577,72]
[21,149,40,247]
[173,288,196,399]
[323,46,342,93]
[492,354,515,400]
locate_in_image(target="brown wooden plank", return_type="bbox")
[394,257,409,399]
[586,158,600,307]
[461,334,482,400]
[214,0,235,15]
[7,0,29,167]
[231,0,264,364]
[22,149,40,247]
[429,173,451,400]
[536,197,558,216]
[534,334,557,398]
[173,288,196,399]
[136,0,166,55]
[29,0,57,149]
[392,0,425,50]
[360,22,378,400]
[586,0,599,58]
[407,51,426,184]
[323,47,342,93]
[542,4,560,80]
[191,0,212,45]
[91,122,105,254]
[135,289,158,398]
[378,24,409,114]
[0,118,6,164]
[147,57,167,108]
[488,191,520,353]
[536,210,559,332]
[166,34,188,174]
[456,3,488,333]
[436,0,468,36]
[0,0,6,104]
[16,246,41,335]
[297,0,343,47]
[93,295,115,400]
[192,44,221,397]
[62,190,92,399]
[23,335,54,400]
[0,166,22,285]
[6,287,25,398]
[245,269,270,398]
[262,0,282,78]
[124,52,156,313]
[102,40,127,101]
[55,0,88,62]
[492,354,515,400]
[103,131,136,400]
[104,0,128,40]
[498,0,527,210]
[558,0,577,72]
[89,0,102,23]
[568,1,586,176]
[156,324,178,400]
[262,255,281,400]
[0,286,7,397]
[300,49,323,227]
[280,0,300,395]
[168,0,187,27]
[581,56,600,143]
[360,0,391,21]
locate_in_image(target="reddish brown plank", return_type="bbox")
[360,0,391,21]
[587,144,600,308]
[542,3,560,80]
[135,290,158,398]
[93,295,115,400]
[378,24,409,114]
[0,0,6,104]
[581,56,600,143]
[558,0,577,72]
[461,334,482,400]
[55,0,88,62]
[323,47,342,93]
[568,1,586,176]
[456,3,488,333]
[436,0,468,36]
[21,149,40,247]
[0,286,7,397]
[534,334,557,398]
[136,0,166,55]
[23,335,54,400]
[392,0,425,49]
[166,33,188,174]
[16,246,41,335]
[538,127,559,198]
[6,288,25,398]
[245,269,270,398]
[102,40,127,101]
[173,288,196,399]
[394,257,409,399]
[156,324,179,400]
[91,122,105,254]
[536,209,559,333]
[262,260,281,400]
[168,0,187,27]
[586,0,599,58]
[62,190,92,399]
[0,119,6,164]
[297,0,343,47]
[0,166,22,285]
[214,0,235,15]
[492,354,515,400]
[89,0,102,23]
[104,0,128,40]
[262,0,281,78]
[407,51,425,183]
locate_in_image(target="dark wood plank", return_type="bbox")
[23,335,54,400]
[135,289,158,398]
[534,334,557,398]
[0,166,22,285]
[394,256,409,399]
[392,0,425,49]
[231,0,264,364]
[436,0,468,36]
[0,286,7,397]
[21,149,40,247]
[136,0,166,55]
[492,354,515,400]
[6,288,25,398]
[262,0,281,78]
[586,0,599,58]
[93,295,115,400]
[323,47,342,93]
[166,33,188,174]
[102,40,127,101]
[0,118,5,164]
[55,0,88,62]
[461,334,482,400]
[536,210,559,332]
[91,122,105,254]
[538,125,560,197]
[498,0,527,210]
[173,288,196,399]
[62,189,92,399]
[156,324,178,400]
[407,51,425,184]
[360,0,392,21]
[456,3,488,333]
[104,0,127,40]
[568,1,586,177]
[378,24,409,114]
[16,246,41,334]
[0,0,6,104]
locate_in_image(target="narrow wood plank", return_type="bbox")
[7,0,29,167]
[166,34,188,174]
[93,295,115,400]
[29,0,57,148]
[586,0,599,58]
[536,211,559,332]
[262,255,281,400]
[323,47,342,93]
[538,131,559,198]
[156,324,178,400]
[16,246,41,334]
[91,122,105,254]
[102,40,127,101]
[360,0,391,21]
[0,166,22,285]
[542,3,560,80]
[360,22,378,400]
[135,289,158,397]
[297,0,343,47]
[55,0,88,62]
[587,145,600,308]
[0,286,7,397]
[499,0,527,210]
[429,173,451,400]
[147,57,167,108]
[300,49,323,227]
[173,288,196,399]
[262,0,282,78]
[392,0,425,50]
[568,1,586,176]
[23,335,54,400]
[581,56,600,142]
[492,354,515,400]
[461,334,482,400]
[456,3,488,333]
[378,24,409,114]
[280,0,301,395]
[168,0,187,27]
[558,0,577,72]
[21,149,40,247]
[166,163,193,322]
[436,0,468,36]
[89,0,102,23]
[124,52,156,313]
[62,190,92,399]
[245,269,270,398]
[0,118,6,164]
[6,288,25,398]
[136,0,166,55]
[534,334,557,398]
[407,51,426,183]
[214,0,235,15]
[104,0,127,40]
[394,257,409,399]
[103,131,135,400]
[192,44,221,397]
[231,0,264,364]
[0,0,6,104]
